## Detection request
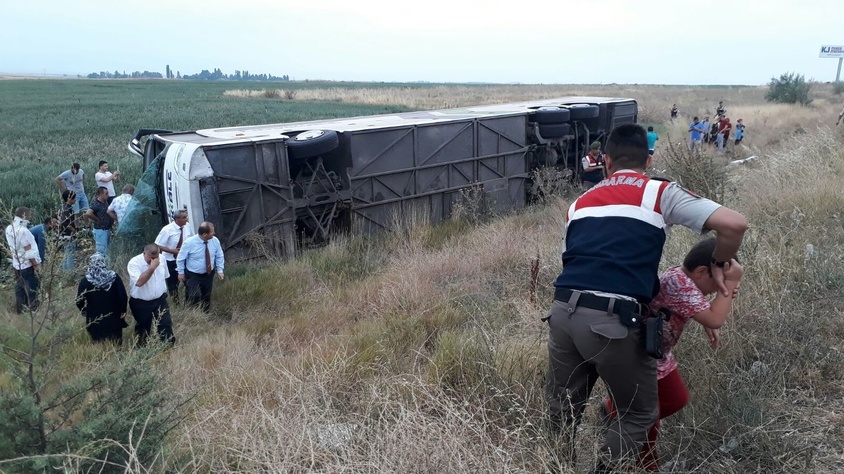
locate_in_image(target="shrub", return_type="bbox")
[0,225,188,471]
[657,135,728,203]
[283,89,297,100]
[263,89,281,99]
[834,81,844,95]
[765,72,812,105]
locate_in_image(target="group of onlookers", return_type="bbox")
[5,162,226,348]
[686,101,746,151]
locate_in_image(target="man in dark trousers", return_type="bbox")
[127,243,174,346]
[177,221,225,313]
[545,124,747,471]
[4,207,41,313]
[154,209,194,302]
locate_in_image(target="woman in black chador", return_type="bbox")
[76,254,128,344]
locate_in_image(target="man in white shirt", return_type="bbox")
[154,209,193,302]
[106,184,135,226]
[94,160,121,204]
[5,207,41,313]
[127,243,174,346]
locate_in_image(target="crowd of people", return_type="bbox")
[550,124,747,471]
[684,101,746,152]
[4,162,226,348]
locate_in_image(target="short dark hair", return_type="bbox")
[98,160,108,168]
[693,116,699,122]
[96,186,109,196]
[198,222,214,236]
[683,237,717,272]
[647,126,654,132]
[605,124,649,170]
[143,243,161,256]
[14,207,30,219]
[71,162,81,171]
[43,216,55,225]
[62,189,76,202]
[122,184,135,194]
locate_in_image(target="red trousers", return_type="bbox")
[605,368,689,471]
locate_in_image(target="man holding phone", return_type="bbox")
[127,243,175,346]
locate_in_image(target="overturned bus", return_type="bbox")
[122,97,637,259]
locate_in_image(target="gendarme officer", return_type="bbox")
[545,124,747,470]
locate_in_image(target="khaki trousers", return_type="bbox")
[545,292,658,462]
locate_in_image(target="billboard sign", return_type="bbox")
[820,45,844,58]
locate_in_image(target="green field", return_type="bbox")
[0,80,410,214]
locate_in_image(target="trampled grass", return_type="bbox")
[2,79,844,472]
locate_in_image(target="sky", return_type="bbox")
[3,0,843,85]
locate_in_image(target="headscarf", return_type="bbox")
[85,253,117,290]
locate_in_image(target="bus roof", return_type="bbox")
[184,96,635,143]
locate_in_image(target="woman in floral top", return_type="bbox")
[604,238,743,471]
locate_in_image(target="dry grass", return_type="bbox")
[7,84,844,472]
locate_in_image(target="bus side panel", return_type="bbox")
[202,141,297,259]
[347,115,529,233]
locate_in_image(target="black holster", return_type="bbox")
[644,308,671,359]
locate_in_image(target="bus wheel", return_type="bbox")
[529,107,572,124]
[538,123,571,139]
[287,130,340,160]
[567,104,600,120]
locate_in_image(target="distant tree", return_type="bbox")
[86,67,287,81]
[765,72,812,105]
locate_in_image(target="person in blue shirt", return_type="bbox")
[646,126,659,156]
[734,118,746,145]
[688,117,705,150]
[176,221,225,313]
[29,216,57,263]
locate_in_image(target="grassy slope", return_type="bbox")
[2,80,844,472]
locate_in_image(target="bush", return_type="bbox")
[657,136,729,203]
[0,232,188,472]
[765,72,812,105]
[834,81,844,95]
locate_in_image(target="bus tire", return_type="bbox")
[287,130,340,160]
[567,104,600,120]
[529,107,571,124]
[538,123,571,139]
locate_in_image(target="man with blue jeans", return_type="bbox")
[84,187,114,257]
[55,163,89,213]
[59,190,79,270]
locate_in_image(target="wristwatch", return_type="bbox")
[711,257,727,268]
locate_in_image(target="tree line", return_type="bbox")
[87,65,289,81]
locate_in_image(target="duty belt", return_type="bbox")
[554,288,647,327]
